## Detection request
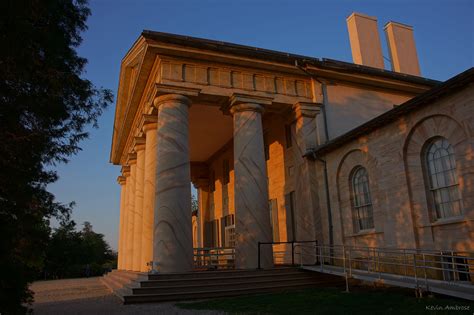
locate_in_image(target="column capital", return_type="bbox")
[143,122,158,133]
[127,153,137,165]
[139,114,158,133]
[133,136,146,152]
[117,175,126,185]
[229,93,273,115]
[153,94,192,109]
[122,165,131,177]
[292,102,322,119]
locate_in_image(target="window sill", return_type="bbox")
[430,216,467,227]
[347,229,382,238]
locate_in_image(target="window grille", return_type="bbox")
[351,166,374,231]
[425,137,463,219]
[223,214,235,247]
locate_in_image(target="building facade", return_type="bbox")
[110,27,473,273]
[312,70,474,253]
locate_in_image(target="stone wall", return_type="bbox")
[318,83,474,252]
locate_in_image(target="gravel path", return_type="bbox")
[31,277,224,315]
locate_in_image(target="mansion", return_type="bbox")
[110,13,474,273]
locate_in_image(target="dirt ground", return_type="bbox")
[31,277,224,315]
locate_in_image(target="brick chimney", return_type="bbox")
[346,12,384,69]
[384,21,421,76]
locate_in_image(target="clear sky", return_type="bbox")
[48,0,473,250]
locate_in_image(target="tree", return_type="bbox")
[0,0,113,313]
[191,193,199,213]
[43,221,116,279]
[43,220,83,279]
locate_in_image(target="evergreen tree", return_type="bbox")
[0,0,113,313]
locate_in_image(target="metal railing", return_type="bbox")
[294,244,474,294]
[193,247,235,270]
[257,240,319,269]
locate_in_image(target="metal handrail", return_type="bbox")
[293,243,474,294]
[312,243,474,255]
[257,240,319,269]
[193,247,235,270]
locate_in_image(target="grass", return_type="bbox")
[177,286,474,314]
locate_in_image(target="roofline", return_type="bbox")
[311,67,474,156]
[141,30,439,86]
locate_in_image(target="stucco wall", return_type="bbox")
[319,83,474,252]
[324,84,412,141]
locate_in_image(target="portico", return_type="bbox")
[110,31,327,273]
[111,30,438,273]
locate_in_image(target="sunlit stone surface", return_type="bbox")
[141,122,157,272]
[152,94,193,273]
[117,176,127,270]
[125,160,136,270]
[231,99,273,269]
[132,143,145,271]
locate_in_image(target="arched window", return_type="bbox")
[351,166,374,231]
[425,137,462,219]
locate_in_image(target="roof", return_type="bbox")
[141,30,440,86]
[311,67,474,156]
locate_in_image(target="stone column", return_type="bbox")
[230,95,273,269]
[117,175,127,270]
[132,140,146,271]
[194,179,209,249]
[293,102,323,262]
[121,166,131,269]
[153,94,193,273]
[125,155,137,270]
[140,120,158,272]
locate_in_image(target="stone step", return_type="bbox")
[140,271,329,287]
[112,272,144,282]
[111,270,146,281]
[107,272,147,288]
[123,280,341,304]
[147,267,300,280]
[101,275,123,291]
[133,276,336,295]
[101,271,143,300]
[106,268,345,304]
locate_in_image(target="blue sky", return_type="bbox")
[48,0,473,250]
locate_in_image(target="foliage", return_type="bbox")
[42,221,116,280]
[0,0,113,313]
[191,193,199,213]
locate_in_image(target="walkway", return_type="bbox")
[31,277,223,315]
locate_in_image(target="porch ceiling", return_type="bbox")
[189,104,233,162]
